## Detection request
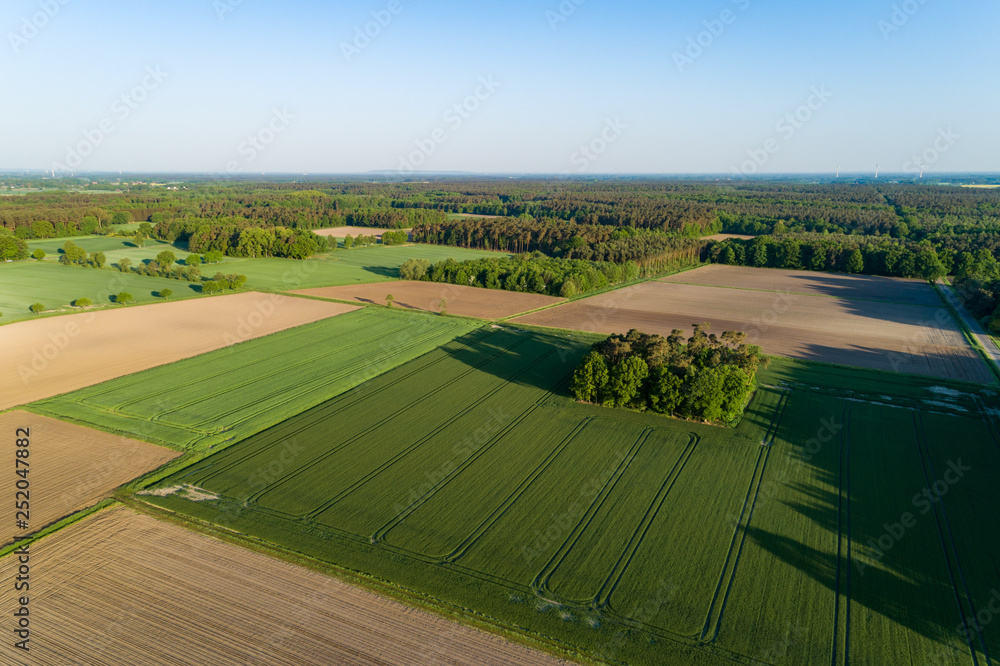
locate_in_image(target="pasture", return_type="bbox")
[29,308,478,450]
[512,265,992,384]
[139,327,1000,664]
[0,507,568,665]
[0,261,204,324]
[0,411,178,546]
[1,292,355,410]
[294,281,563,319]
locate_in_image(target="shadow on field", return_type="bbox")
[785,272,942,308]
[362,265,399,278]
[797,342,993,386]
[439,328,590,396]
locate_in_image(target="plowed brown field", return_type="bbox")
[0,293,358,410]
[0,507,571,665]
[0,411,178,546]
[315,226,411,237]
[294,281,563,319]
[512,266,992,383]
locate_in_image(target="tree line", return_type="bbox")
[571,327,764,424]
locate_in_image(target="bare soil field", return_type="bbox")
[294,281,564,319]
[0,507,570,665]
[512,271,992,384]
[702,233,755,241]
[0,293,358,410]
[315,226,412,238]
[0,411,177,546]
[661,264,944,306]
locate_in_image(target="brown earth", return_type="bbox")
[0,411,178,546]
[294,281,564,320]
[0,292,358,410]
[0,506,572,665]
[315,226,412,238]
[512,270,992,384]
[661,265,943,307]
[702,233,755,241]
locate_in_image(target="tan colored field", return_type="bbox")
[0,292,358,411]
[662,264,943,307]
[702,233,755,241]
[0,411,177,546]
[513,268,992,384]
[0,507,571,665]
[294,281,564,319]
[315,225,411,237]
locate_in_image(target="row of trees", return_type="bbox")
[154,220,328,259]
[571,327,763,423]
[400,253,641,297]
[343,234,378,249]
[706,234,949,282]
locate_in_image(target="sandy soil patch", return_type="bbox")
[512,277,992,384]
[661,265,943,307]
[0,411,177,546]
[294,281,564,320]
[702,233,755,241]
[0,292,358,410]
[0,506,571,665]
[315,226,412,238]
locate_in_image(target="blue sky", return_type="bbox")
[2,0,997,174]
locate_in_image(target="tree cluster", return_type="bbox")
[571,327,764,423]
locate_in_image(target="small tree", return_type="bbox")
[29,303,45,314]
[439,297,448,315]
[160,288,173,300]
[156,250,177,267]
[343,234,354,250]
[115,292,133,305]
[386,293,395,308]
[31,248,45,260]
[132,233,145,248]
[845,249,864,274]
[73,298,92,307]
[186,254,202,266]
[91,251,106,268]
[118,258,132,273]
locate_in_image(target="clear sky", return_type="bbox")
[2,0,997,175]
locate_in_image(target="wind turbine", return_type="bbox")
[836,165,840,178]
[919,162,925,178]
[875,163,880,179]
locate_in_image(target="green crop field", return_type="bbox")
[28,308,479,451]
[0,261,203,323]
[26,235,176,255]
[135,328,1000,665]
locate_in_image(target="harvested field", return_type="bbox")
[315,225,412,237]
[294,281,564,319]
[512,268,992,384]
[0,292,357,410]
[0,411,177,546]
[661,264,943,306]
[702,233,755,241]
[0,506,570,665]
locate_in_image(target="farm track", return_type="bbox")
[700,389,788,643]
[530,429,653,601]
[915,411,991,666]
[593,436,698,615]
[242,334,536,507]
[831,402,852,666]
